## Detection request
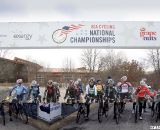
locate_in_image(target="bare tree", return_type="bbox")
[62,57,75,72]
[0,49,11,58]
[148,49,160,76]
[98,50,126,72]
[81,49,100,72]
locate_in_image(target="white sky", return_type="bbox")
[0,0,159,68]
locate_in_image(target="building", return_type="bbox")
[0,57,99,85]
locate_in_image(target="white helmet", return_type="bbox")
[16,79,23,84]
[121,76,127,82]
[47,80,53,86]
[147,85,151,89]
[140,80,146,86]
[108,79,114,85]
[77,78,81,82]
[142,78,147,82]
[89,77,95,82]
[74,81,79,86]
[31,80,37,86]
[53,82,57,86]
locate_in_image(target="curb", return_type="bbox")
[28,103,97,130]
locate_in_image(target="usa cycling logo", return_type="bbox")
[140,27,157,41]
[52,24,84,44]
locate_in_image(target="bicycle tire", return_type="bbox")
[19,104,28,124]
[1,105,5,126]
[115,103,120,124]
[98,106,103,123]
[104,101,109,118]
[76,109,81,123]
[135,105,138,123]
[155,104,159,122]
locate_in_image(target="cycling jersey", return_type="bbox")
[10,85,28,96]
[135,86,156,98]
[86,84,97,96]
[47,86,54,95]
[117,82,132,93]
[31,85,39,94]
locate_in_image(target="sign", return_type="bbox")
[38,103,61,122]
[0,22,160,48]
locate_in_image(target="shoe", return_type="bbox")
[132,109,135,114]
[139,116,143,120]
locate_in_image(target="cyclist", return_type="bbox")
[43,80,57,103]
[77,78,83,92]
[28,80,40,103]
[74,80,83,101]
[64,80,76,100]
[116,76,133,112]
[9,79,29,121]
[105,78,117,118]
[85,77,97,120]
[96,79,104,102]
[53,82,60,102]
[9,79,29,102]
[134,80,156,120]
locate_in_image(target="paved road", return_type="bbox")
[0,115,39,130]
[61,102,159,130]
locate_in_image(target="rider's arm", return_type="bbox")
[94,85,97,96]
[85,85,89,95]
[145,87,156,97]
[9,86,16,96]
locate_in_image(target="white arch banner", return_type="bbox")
[0,21,159,48]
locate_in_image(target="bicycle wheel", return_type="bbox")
[104,100,109,118]
[98,100,103,123]
[151,102,155,118]
[135,105,138,123]
[115,103,120,124]
[76,105,82,123]
[98,107,103,123]
[155,104,159,122]
[19,104,28,124]
[1,105,5,125]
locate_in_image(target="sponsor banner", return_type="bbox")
[0,22,159,48]
[38,103,61,122]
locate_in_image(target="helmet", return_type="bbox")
[69,80,75,86]
[74,81,79,86]
[16,79,23,84]
[97,79,101,83]
[77,78,81,82]
[108,76,112,79]
[121,76,127,82]
[142,78,147,82]
[47,80,53,86]
[89,77,95,82]
[31,80,37,86]
[108,79,114,85]
[147,85,151,89]
[53,82,57,85]
[140,80,146,86]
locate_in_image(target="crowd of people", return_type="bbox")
[6,75,160,121]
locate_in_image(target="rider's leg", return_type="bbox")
[9,103,13,121]
[138,99,143,119]
[143,99,147,112]
[86,103,90,119]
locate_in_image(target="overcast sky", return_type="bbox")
[0,0,159,68]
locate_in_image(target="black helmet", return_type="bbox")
[108,76,112,79]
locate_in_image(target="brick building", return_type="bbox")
[0,57,99,85]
